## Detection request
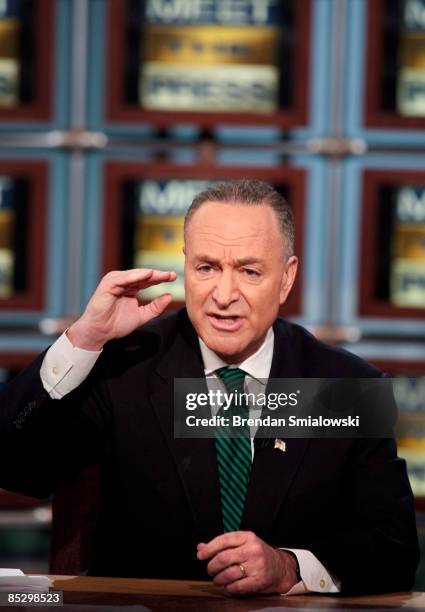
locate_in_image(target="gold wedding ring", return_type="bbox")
[239,564,247,579]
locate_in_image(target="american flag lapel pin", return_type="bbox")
[274,439,286,452]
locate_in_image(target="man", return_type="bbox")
[0,180,419,596]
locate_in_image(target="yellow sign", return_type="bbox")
[143,25,279,65]
[0,18,19,58]
[399,32,425,70]
[0,208,14,248]
[398,30,425,115]
[137,215,184,253]
[393,223,425,259]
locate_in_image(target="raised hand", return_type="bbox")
[67,269,177,350]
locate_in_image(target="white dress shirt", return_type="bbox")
[40,329,340,595]
[199,329,340,595]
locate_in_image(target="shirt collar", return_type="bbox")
[199,327,274,382]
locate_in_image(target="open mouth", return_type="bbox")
[207,314,243,331]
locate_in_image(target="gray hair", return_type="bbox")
[184,179,295,259]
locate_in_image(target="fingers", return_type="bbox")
[197,532,253,592]
[197,531,248,561]
[104,269,177,295]
[211,563,262,595]
[204,546,246,577]
[140,293,173,324]
[197,532,281,595]
[212,564,247,587]
[225,577,258,595]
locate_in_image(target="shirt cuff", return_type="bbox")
[280,548,341,595]
[40,331,102,399]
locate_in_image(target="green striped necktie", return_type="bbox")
[214,367,252,533]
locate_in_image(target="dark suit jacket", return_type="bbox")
[0,309,419,594]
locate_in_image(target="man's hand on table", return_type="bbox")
[197,531,299,595]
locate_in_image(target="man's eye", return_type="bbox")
[243,268,260,277]
[197,265,213,273]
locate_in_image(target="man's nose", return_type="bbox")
[212,270,239,308]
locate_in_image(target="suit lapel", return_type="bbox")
[242,319,311,537]
[149,311,223,542]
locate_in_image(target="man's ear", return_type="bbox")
[279,256,298,305]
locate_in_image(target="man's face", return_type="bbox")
[184,201,298,363]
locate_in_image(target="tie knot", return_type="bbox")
[216,367,246,391]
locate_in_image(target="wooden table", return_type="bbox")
[46,576,425,610]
